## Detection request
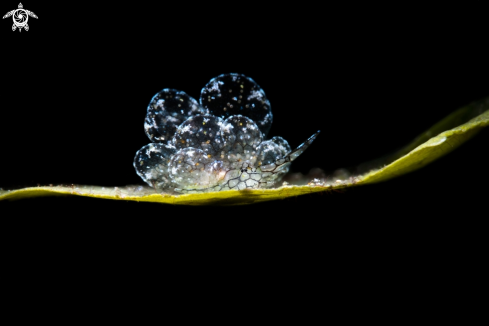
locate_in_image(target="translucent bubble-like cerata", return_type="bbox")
[134,73,320,193]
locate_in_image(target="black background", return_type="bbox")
[1,4,487,209]
[0,3,487,299]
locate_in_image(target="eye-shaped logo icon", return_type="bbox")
[3,3,37,32]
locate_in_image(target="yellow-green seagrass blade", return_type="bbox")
[1,97,488,205]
